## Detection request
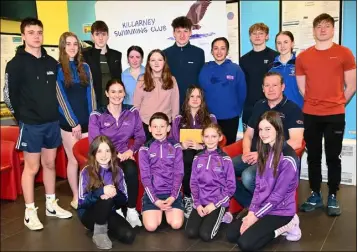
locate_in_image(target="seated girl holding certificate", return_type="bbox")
[170,85,217,219]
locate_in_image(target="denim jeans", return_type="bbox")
[232,155,257,208]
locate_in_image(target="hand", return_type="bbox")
[181,140,192,150]
[100,194,110,200]
[203,203,216,215]
[189,140,204,150]
[155,199,172,211]
[163,196,175,207]
[242,152,258,165]
[240,213,258,234]
[72,124,82,139]
[103,185,117,198]
[118,150,134,162]
[196,205,206,217]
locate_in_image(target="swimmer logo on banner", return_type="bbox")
[94,1,228,67]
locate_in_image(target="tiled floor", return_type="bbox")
[1,180,356,251]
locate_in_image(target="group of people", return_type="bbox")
[3,10,356,251]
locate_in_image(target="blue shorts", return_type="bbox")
[142,193,184,212]
[16,121,62,153]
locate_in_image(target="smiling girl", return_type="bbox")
[269,31,303,108]
[56,31,96,210]
[186,123,236,242]
[227,110,301,251]
[133,49,179,141]
[88,79,146,228]
[199,37,246,145]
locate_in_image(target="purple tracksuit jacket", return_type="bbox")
[190,148,236,208]
[170,113,217,142]
[249,144,299,218]
[78,165,127,218]
[138,138,184,203]
[88,104,146,153]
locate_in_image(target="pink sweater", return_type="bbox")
[133,76,180,124]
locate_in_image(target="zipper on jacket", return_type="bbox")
[206,155,211,170]
[160,144,163,158]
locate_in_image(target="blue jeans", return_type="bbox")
[232,155,257,208]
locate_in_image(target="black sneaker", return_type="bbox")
[327,194,341,216]
[300,191,323,212]
[183,196,193,219]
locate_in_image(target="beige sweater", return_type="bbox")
[133,76,180,124]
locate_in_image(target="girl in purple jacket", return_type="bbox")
[227,111,301,251]
[88,79,146,228]
[78,135,135,250]
[185,123,236,242]
[170,85,217,218]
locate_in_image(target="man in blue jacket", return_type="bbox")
[164,16,205,107]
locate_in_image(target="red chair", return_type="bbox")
[223,139,306,214]
[73,137,144,212]
[0,126,68,194]
[1,141,20,200]
[218,135,227,148]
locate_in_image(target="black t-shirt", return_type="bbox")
[239,47,279,109]
[248,96,304,151]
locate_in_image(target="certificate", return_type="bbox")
[179,129,203,143]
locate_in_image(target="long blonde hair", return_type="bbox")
[58,32,88,88]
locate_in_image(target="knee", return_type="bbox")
[23,164,40,176]
[241,169,255,191]
[237,237,254,252]
[169,219,183,230]
[144,222,159,232]
[120,229,136,244]
[41,159,55,170]
[185,227,198,239]
[199,229,212,242]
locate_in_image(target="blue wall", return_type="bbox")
[240,1,280,55]
[67,1,96,41]
[342,0,356,138]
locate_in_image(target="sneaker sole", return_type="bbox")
[92,239,112,250]
[24,220,43,231]
[327,209,341,216]
[300,202,324,212]
[46,212,73,219]
[286,234,302,242]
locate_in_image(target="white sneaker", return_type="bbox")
[116,209,125,218]
[46,199,73,219]
[126,208,142,228]
[24,207,44,231]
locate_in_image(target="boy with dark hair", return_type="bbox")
[3,17,72,231]
[297,13,356,216]
[164,16,205,106]
[83,20,122,107]
[240,23,279,130]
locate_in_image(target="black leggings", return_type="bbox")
[120,159,139,208]
[185,206,225,242]
[80,198,136,244]
[182,149,199,197]
[226,215,293,251]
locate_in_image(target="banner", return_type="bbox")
[95,1,228,68]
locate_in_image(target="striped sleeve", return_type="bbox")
[56,67,78,127]
[138,146,158,204]
[253,156,298,218]
[170,143,184,199]
[213,156,236,208]
[85,63,97,113]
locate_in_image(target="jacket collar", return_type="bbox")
[173,41,191,49]
[264,95,288,109]
[272,53,296,67]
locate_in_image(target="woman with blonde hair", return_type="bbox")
[56,31,96,209]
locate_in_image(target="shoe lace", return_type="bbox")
[183,197,190,209]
